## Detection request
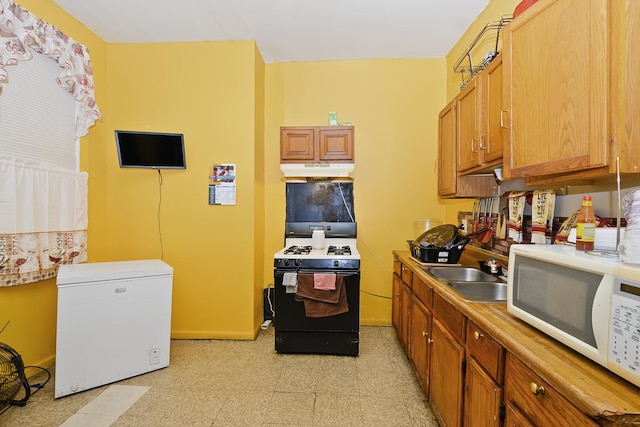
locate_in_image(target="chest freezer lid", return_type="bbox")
[57,259,173,286]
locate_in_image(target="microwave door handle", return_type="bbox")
[592,277,614,363]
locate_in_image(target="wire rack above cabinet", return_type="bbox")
[453,15,513,90]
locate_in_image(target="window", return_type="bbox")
[0,53,77,170]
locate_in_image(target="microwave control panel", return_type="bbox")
[608,276,640,387]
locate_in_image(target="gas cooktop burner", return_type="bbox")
[283,245,312,255]
[327,245,351,256]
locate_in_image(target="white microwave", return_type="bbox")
[507,244,640,388]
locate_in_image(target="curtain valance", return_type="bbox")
[0,0,101,137]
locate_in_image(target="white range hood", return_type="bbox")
[280,163,355,178]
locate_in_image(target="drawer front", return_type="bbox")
[466,321,505,384]
[413,275,433,308]
[401,264,413,288]
[504,354,598,427]
[433,293,465,343]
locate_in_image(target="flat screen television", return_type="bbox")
[115,130,186,169]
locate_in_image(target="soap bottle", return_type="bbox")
[576,195,596,251]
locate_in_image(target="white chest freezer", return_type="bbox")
[55,259,173,398]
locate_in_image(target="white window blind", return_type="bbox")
[0,52,77,170]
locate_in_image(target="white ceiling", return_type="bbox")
[51,0,490,63]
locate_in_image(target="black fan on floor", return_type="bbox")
[0,342,30,410]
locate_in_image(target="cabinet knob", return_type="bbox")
[422,331,428,337]
[529,382,545,395]
[473,331,483,340]
[427,338,434,344]
[395,293,400,297]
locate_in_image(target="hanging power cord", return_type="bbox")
[267,284,275,319]
[338,183,392,300]
[157,170,164,260]
[0,321,51,416]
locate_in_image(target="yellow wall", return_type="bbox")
[263,59,447,324]
[104,40,263,339]
[0,0,107,369]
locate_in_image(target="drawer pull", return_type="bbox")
[473,331,483,340]
[530,382,545,395]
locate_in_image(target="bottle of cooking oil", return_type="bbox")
[576,195,596,251]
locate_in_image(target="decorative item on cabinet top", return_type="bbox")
[453,15,512,89]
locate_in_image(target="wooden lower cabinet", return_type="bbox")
[392,273,401,332]
[430,318,464,427]
[391,253,637,426]
[464,357,503,427]
[503,353,599,427]
[409,295,432,396]
[400,282,411,352]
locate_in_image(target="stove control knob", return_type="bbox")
[283,259,290,267]
[333,260,339,268]
[295,259,302,267]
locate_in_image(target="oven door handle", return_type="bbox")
[296,269,359,277]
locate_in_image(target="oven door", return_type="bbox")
[274,269,360,332]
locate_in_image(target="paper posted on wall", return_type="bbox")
[208,164,236,205]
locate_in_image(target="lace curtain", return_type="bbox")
[0,0,101,137]
[0,1,96,285]
[0,157,88,286]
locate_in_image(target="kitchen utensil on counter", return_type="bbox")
[477,198,485,233]
[480,198,494,243]
[413,224,459,249]
[470,200,478,233]
[407,227,487,264]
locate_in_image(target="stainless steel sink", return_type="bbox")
[448,281,507,303]
[426,267,497,282]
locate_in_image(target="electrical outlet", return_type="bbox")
[149,348,160,365]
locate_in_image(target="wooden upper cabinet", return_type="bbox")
[610,0,640,176]
[438,99,495,198]
[502,0,609,180]
[457,55,504,173]
[456,78,479,172]
[438,99,457,196]
[280,126,354,163]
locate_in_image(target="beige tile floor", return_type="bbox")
[0,326,438,426]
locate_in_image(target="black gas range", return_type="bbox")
[273,221,360,356]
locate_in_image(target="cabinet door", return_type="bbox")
[392,273,401,333]
[611,0,640,174]
[438,99,457,196]
[430,318,464,427]
[317,127,354,162]
[456,80,479,172]
[400,282,412,352]
[464,356,503,427]
[280,128,315,162]
[410,295,432,397]
[480,56,503,164]
[502,0,609,179]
